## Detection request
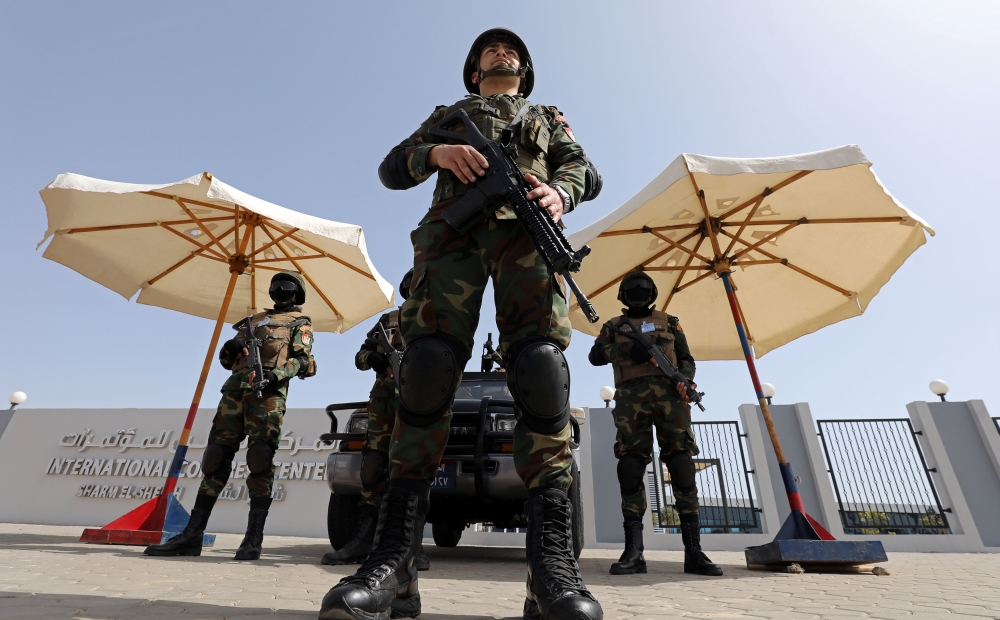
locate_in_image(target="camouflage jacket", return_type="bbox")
[220,306,314,393]
[386,94,592,223]
[355,310,403,374]
[590,311,696,386]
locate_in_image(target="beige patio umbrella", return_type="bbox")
[38,171,394,544]
[567,145,932,555]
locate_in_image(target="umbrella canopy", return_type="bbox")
[567,145,934,359]
[39,172,394,333]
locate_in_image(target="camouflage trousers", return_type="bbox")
[390,217,575,491]
[200,389,284,499]
[359,374,398,509]
[613,377,701,518]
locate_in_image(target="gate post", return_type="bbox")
[906,402,980,542]
[738,404,780,535]
[792,403,846,538]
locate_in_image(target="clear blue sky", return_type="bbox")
[2,2,997,421]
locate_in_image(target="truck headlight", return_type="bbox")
[494,416,516,432]
[348,416,369,434]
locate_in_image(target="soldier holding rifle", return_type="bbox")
[145,271,316,561]
[588,271,723,576]
[321,270,429,571]
[320,28,603,620]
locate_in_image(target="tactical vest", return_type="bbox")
[232,310,311,372]
[611,310,679,386]
[431,94,553,211]
[377,310,404,353]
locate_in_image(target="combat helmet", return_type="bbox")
[270,270,307,306]
[464,28,533,98]
[617,271,658,310]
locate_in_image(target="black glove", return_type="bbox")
[367,351,390,374]
[629,341,652,364]
[221,338,245,357]
[258,370,278,387]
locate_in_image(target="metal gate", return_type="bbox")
[649,421,760,533]
[817,419,951,535]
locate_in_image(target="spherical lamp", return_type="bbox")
[761,382,776,405]
[8,391,26,410]
[929,380,949,402]
[599,386,615,407]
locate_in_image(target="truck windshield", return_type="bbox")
[454,381,512,400]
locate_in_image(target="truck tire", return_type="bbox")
[327,493,360,550]
[432,521,464,547]
[569,460,585,559]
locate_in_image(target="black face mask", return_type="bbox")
[621,280,654,309]
[269,280,298,305]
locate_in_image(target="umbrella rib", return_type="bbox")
[159,222,229,261]
[282,230,376,281]
[722,194,766,257]
[661,235,706,312]
[65,216,233,234]
[147,253,198,286]
[174,197,230,257]
[716,170,812,221]
[583,229,701,300]
[255,254,325,263]
[252,226,300,257]
[142,190,236,213]
[598,223,699,238]
[731,219,805,260]
[724,216,907,227]
[684,161,723,258]
[644,227,712,264]
[644,265,711,271]
[250,220,257,313]
[259,224,342,318]
[673,268,715,293]
[719,229,853,297]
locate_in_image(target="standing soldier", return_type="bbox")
[588,271,723,576]
[321,270,429,571]
[145,271,316,561]
[320,29,604,620]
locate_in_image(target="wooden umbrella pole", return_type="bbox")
[153,222,254,517]
[719,271,805,513]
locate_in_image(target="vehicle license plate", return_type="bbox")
[431,461,457,490]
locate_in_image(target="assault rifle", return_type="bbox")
[481,332,500,373]
[428,109,599,323]
[611,317,705,411]
[368,321,403,379]
[233,315,270,398]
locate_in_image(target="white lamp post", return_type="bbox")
[8,391,26,410]
[599,386,615,407]
[761,382,776,405]
[929,380,949,402]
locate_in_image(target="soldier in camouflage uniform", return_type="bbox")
[589,271,722,577]
[321,270,429,571]
[320,29,604,620]
[145,271,316,561]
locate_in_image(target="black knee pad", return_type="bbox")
[617,454,647,496]
[507,339,570,434]
[397,334,465,427]
[246,442,275,475]
[664,452,696,494]
[360,450,388,490]
[202,444,235,477]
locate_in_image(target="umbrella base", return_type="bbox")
[745,540,887,569]
[80,493,215,547]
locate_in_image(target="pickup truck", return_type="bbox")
[323,371,585,558]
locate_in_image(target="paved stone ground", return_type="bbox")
[1,524,999,619]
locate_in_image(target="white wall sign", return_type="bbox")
[0,408,348,539]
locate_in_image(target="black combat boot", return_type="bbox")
[414,545,430,571]
[319,481,426,620]
[322,504,378,565]
[233,496,271,560]
[679,513,723,576]
[609,517,646,575]
[523,487,603,620]
[143,493,216,557]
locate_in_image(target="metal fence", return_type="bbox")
[817,419,951,535]
[649,421,761,534]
